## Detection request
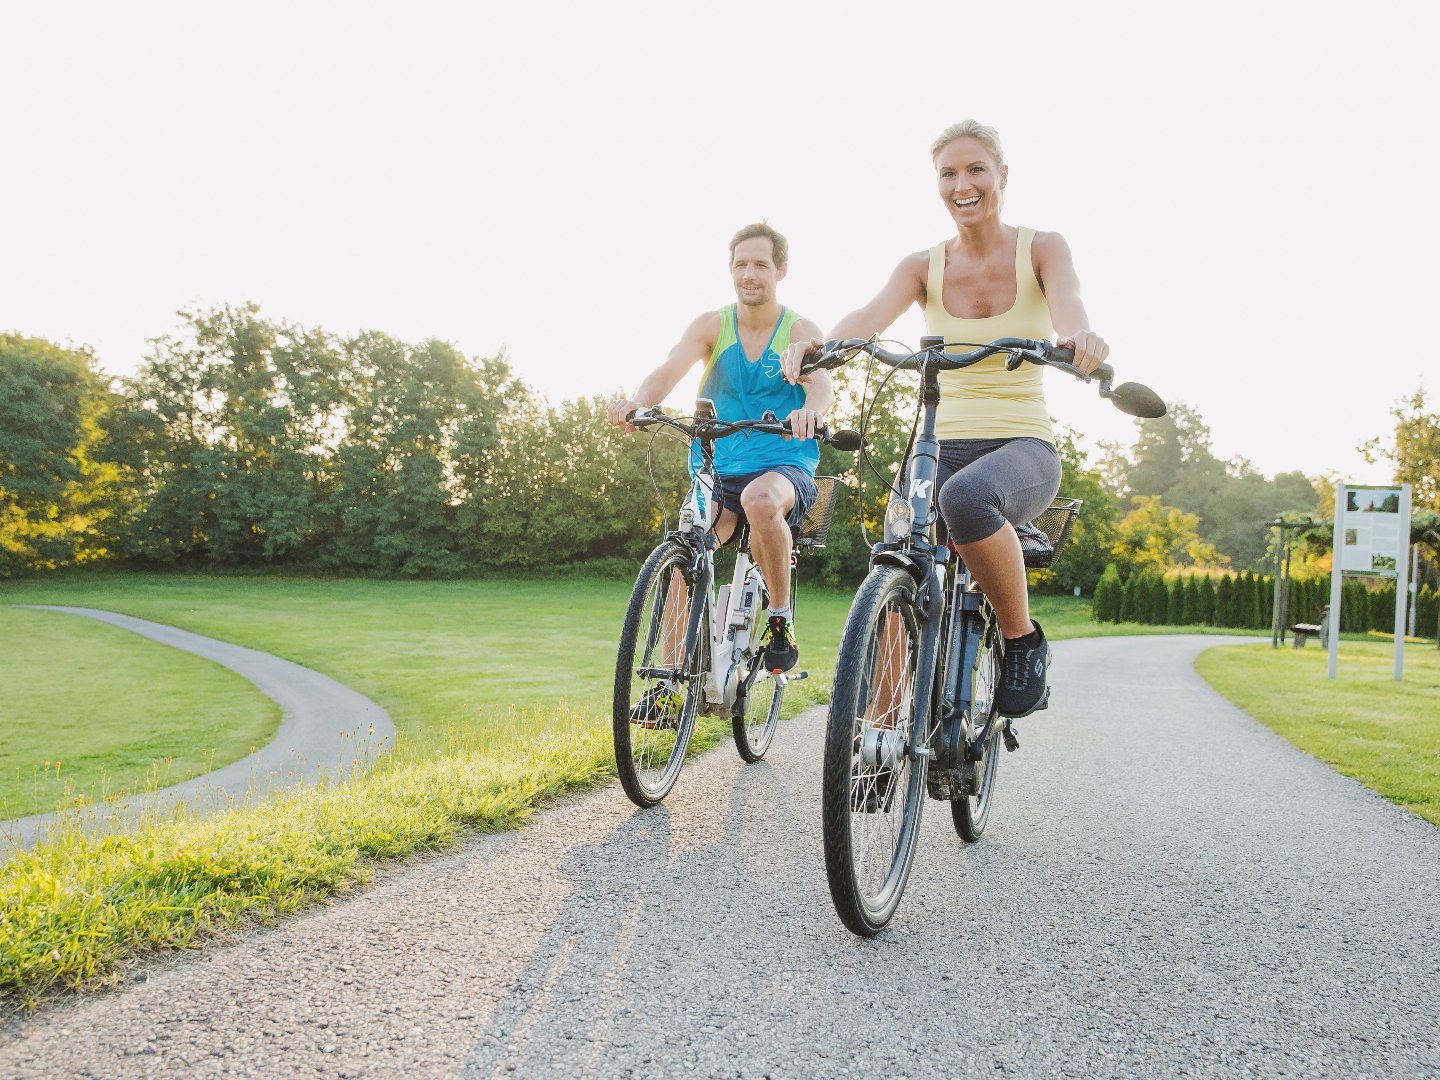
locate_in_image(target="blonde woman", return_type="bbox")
[782,120,1108,717]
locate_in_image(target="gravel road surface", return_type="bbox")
[3,634,1437,1078]
[1,606,394,850]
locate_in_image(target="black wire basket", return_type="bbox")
[796,475,845,549]
[1023,497,1083,569]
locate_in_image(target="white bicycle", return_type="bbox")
[611,401,862,807]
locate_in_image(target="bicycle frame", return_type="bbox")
[671,442,788,719]
[864,351,999,795]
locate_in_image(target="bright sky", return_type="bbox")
[4,1,1435,485]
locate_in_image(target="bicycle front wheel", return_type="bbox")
[613,541,703,807]
[952,611,1003,841]
[821,567,929,936]
[733,657,782,762]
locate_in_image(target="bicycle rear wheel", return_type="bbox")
[613,541,703,807]
[952,611,1004,841]
[821,567,929,936]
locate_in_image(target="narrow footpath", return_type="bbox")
[1,606,394,849]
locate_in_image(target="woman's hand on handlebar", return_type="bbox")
[1055,331,1109,376]
[780,337,823,384]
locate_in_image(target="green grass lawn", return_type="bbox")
[1197,639,1440,826]
[0,606,279,819]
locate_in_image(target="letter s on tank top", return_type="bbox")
[923,227,1054,443]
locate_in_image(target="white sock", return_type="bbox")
[769,606,791,620]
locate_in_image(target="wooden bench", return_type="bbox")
[1289,623,1323,647]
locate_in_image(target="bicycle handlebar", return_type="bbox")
[800,337,1164,419]
[624,408,865,452]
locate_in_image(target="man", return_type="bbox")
[607,222,833,674]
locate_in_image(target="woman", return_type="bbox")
[781,119,1108,718]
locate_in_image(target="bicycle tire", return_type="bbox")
[613,541,704,807]
[821,566,930,936]
[732,573,780,762]
[733,656,782,762]
[951,610,1003,840]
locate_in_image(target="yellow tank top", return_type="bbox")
[924,227,1054,442]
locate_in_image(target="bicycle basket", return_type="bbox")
[796,475,845,549]
[1026,497,1083,569]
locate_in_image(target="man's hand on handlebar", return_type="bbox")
[785,406,824,442]
[607,397,648,431]
[1055,331,1108,376]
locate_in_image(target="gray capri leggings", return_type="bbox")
[935,437,1062,545]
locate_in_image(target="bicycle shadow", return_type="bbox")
[461,758,796,1077]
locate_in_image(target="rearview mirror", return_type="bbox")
[1107,381,1167,418]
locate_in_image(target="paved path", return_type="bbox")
[3,635,1437,1078]
[0,606,394,850]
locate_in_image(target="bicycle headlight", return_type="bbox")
[885,496,914,539]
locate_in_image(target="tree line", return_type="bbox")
[3,305,1437,598]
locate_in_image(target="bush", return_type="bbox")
[1092,564,1123,623]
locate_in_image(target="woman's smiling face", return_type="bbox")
[935,136,1007,225]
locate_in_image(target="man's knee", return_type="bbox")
[740,479,793,522]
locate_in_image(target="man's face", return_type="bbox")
[730,237,785,307]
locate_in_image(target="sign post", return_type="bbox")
[1328,483,1412,680]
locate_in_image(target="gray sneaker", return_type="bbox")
[997,620,1051,718]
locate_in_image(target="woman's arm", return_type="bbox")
[785,316,833,441]
[1032,231,1108,375]
[780,253,927,382]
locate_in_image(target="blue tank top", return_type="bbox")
[692,305,819,477]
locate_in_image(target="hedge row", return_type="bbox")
[1091,565,1440,635]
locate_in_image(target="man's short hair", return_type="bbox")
[728,222,788,268]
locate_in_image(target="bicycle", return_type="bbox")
[612,401,863,808]
[801,334,1166,934]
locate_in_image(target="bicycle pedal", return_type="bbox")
[1002,722,1020,752]
[790,670,809,681]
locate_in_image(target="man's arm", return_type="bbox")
[607,311,721,428]
[779,253,927,383]
[1032,231,1108,375]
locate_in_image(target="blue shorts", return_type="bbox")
[715,466,818,530]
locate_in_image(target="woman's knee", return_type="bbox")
[939,474,1005,544]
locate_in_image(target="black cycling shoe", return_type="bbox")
[996,619,1051,718]
[760,615,798,673]
[851,766,896,814]
[629,684,683,729]
[1016,521,1054,568]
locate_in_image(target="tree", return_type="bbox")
[1105,401,1316,571]
[110,305,353,565]
[1092,563,1122,622]
[0,335,128,574]
[1363,385,1440,512]
[1110,495,1227,578]
[330,334,511,575]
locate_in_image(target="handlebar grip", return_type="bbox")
[1048,345,1075,365]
